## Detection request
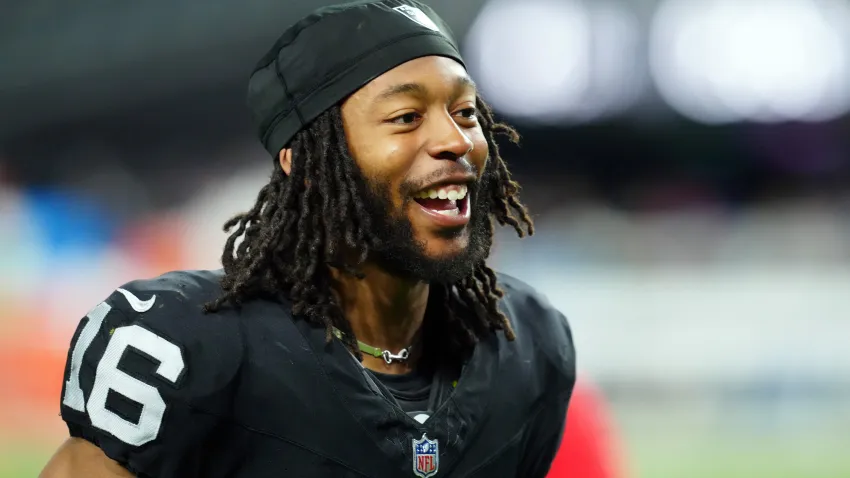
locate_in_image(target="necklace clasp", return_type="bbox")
[382,348,410,364]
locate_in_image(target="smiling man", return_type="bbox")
[40,1,575,477]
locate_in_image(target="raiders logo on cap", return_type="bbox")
[393,5,440,32]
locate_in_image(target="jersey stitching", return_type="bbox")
[82,294,373,474]
[74,294,418,476]
[168,306,373,475]
[501,277,576,396]
[71,422,156,478]
[433,335,501,476]
[462,408,535,477]
[74,406,372,477]
[216,308,371,474]
[291,324,397,476]
[204,411,374,477]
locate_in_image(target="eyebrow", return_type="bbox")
[375,75,478,102]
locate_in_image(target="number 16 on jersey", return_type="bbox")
[62,300,185,446]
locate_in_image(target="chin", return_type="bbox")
[420,234,470,261]
[373,202,490,283]
[373,229,484,284]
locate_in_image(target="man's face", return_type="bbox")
[340,56,494,283]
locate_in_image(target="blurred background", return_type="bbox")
[2,0,849,476]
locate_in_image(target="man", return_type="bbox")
[40,1,576,477]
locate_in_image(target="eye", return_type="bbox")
[389,112,422,125]
[455,107,478,121]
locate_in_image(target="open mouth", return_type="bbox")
[413,184,470,218]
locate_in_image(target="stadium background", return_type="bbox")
[1,0,849,476]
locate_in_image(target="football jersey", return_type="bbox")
[60,269,575,477]
[371,369,433,417]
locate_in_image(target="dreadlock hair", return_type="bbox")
[205,96,534,359]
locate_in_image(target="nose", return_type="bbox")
[425,113,474,161]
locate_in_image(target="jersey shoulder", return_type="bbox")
[93,269,243,396]
[113,268,225,315]
[496,272,576,393]
[60,269,243,477]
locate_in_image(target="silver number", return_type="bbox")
[87,325,185,446]
[63,302,112,412]
[62,304,185,446]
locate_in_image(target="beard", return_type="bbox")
[350,164,496,284]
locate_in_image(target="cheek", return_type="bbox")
[359,143,418,210]
[381,143,417,201]
[469,129,489,176]
[341,104,415,182]
[349,135,415,191]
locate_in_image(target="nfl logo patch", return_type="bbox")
[412,433,439,477]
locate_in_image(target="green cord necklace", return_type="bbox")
[332,328,413,364]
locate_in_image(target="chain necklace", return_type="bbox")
[332,327,413,364]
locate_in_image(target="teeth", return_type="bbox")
[415,184,468,200]
[435,208,460,216]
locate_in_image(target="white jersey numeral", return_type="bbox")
[62,302,185,446]
[63,302,112,412]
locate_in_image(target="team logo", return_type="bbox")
[393,5,440,32]
[412,433,439,477]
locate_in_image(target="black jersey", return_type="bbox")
[371,369,434,418]
[59,269,575,478]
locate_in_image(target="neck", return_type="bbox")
[331,262,429,374]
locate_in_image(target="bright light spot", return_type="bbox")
[650,0,850,124]
[465,0,642,123]
[466,0,591,119]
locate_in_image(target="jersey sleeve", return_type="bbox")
[498,272,577,397]
[497,273,577,477]
[59,274,243,478]
[519,397,569,478]
[517,306,575,478]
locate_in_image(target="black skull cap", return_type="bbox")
[247,0,465,157]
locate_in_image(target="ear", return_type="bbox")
[278,148,293,175]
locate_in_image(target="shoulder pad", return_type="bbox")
[60,269,242,476]
[497,272,576,396]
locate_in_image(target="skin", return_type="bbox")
[40,438,133,478]
[40,55,487,476]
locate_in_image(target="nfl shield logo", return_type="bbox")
[412,433,439,477]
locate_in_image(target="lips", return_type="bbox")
[412,183,472,227]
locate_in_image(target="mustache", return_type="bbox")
[401,163,481,197]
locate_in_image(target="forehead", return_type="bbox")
[356,55,475,98]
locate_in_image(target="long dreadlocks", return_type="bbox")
[205,97,534,358]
